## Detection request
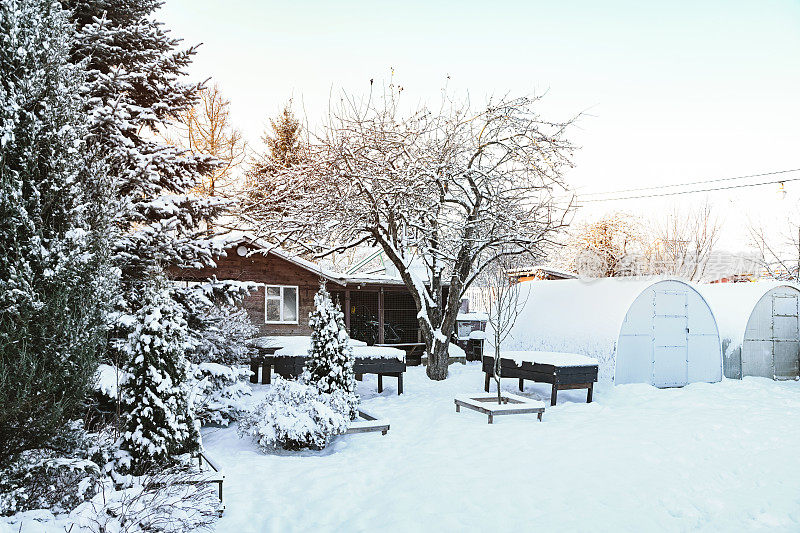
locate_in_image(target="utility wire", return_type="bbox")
[579,167,800,198]
[579,176,800,203]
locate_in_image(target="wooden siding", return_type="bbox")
[170,245,331,336]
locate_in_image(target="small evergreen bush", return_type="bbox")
[237,378,351,451]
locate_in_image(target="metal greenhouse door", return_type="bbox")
[652,290,689,387]
[772,293,800,380]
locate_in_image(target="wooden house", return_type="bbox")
[170,233,423,347]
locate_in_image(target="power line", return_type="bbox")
[579,167,800,198]
[579,176,800,203]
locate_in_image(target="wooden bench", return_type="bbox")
[250,354,406,395]
[483,355,598,407]
[376,342,426,366]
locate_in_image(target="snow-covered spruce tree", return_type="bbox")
[0,0,113,468]
[60,0,229,370]
[303,284,359,420]
[118,279,199,475]
[245,102,307,209]
[178,280,256,426]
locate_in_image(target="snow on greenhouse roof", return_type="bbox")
[696,281,800,349]
[505,277,685,349]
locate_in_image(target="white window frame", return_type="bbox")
[264,285,299,324]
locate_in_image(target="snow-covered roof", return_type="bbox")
[211,230,410,287]
[696,281,800,349]
[457,311,489,322]
[507,265,579,279]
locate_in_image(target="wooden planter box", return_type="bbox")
[454,393,545,424]
[483,355,598,406]
[250,355,406,395]
[345,409,390,436]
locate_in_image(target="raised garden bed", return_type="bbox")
[454,393,545,424]
[483,352,598,406]
[250,354,406,394]
[345,409,390,436]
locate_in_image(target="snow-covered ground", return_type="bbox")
[203,363,800,532]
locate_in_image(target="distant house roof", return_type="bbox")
[507,265,579,280]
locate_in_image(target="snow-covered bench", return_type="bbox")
[482,351,599,406]
[248,336,407,394]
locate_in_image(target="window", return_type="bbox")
[265,285,298,324]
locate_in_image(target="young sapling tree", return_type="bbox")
[485,254,528,404]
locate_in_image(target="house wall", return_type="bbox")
[171,245,329,336]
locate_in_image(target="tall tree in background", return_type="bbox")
[246,102,306,210]
[264,102,304,169]
[243,91,575,380]
[562,213,646,277]
[0,0,112,465]
[167,84,247,198]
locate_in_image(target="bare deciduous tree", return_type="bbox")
[167,84,247,197]
[647,202,720,281]
[242,90,576,380]
[748,212,800,281]
[562,213,646,277]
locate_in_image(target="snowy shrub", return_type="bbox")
[303,285,359,420]
[179,283,257,366]
[0,454,99,516]
[0,422,113,516]
[69,465,218,533]
[192,362,252,426]
[237,378,351,451]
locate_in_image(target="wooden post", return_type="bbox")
[378,288,385,344]
[249,360,259,384]
[344,289,351,331]
[587,382,593,403]
[377,374,383,393]
[551,384,558,406]
[518,378,524,391]
[484,371,491,392]
[397,373,403,395]
[488,414,493,424]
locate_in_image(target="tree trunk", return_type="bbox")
[426,337,450,380]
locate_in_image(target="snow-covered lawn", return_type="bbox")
[204,363,800,532]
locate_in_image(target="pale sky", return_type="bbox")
[159,0,800,249]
